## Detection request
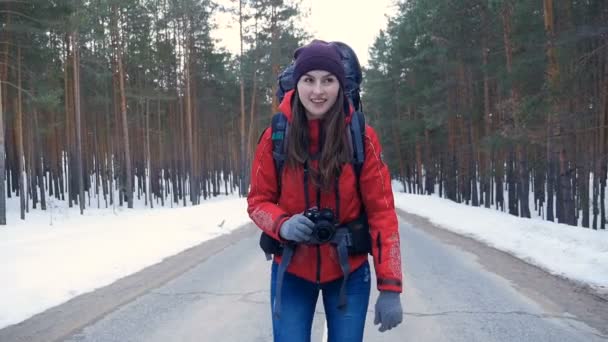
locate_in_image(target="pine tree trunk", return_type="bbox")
[600,161,606,229]
[0,66,5,225]
[446,70,457,201]
[113,5,133,208]
[170,103,179,205]
[33,108,46,211]
[105,74,113,207]
[392,87,406,185]
[580,158,589,228]
[560,144,575,225]
[28,109,37,210]
[535,155,546,217]
[390,125,405,192]
[415,140,424,195]
[93,109,101,209]
[177,97,186,206]
[244,17,259,196]
[600,24,608,229]
[466,65,478,206]
[1,12,8,220]
[447,117,457,201]
[502,0,531,218]
[146,99,153,208]
[507,147,517,215]
[494,92,505,213]
[54,108,64,201]
[238,0,247,197]
[270,2,280,114]
[547,158,555,221]
[544,0,576,225]
[518,145,531,217]
[16,46,25,220]
[26,123,33,212]
[64,36,74,208]
[231,124,239,193]
[193,67,201,202]
[544,0,557,222]
[481,1,492,208]
[72,31,85,214]
[158,98,164,207]
[592,172,599,229]
[184,24,196,205]
[439,152,444,198]
[247,65,258,172]
[424,129,434,195]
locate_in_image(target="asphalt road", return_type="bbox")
[2,210,607,342]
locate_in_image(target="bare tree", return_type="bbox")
[0,65,5,225]
[72,29,85,214]
[112,4,133,208]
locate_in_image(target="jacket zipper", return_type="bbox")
[377,232,382,264]
[316,245,322,284]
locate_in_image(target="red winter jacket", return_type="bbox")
[247,90,402,293]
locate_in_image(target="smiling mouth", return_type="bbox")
[311,99,326,103]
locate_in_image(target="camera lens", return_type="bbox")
[314,222,334,243]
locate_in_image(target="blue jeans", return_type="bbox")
[270,260,371,342]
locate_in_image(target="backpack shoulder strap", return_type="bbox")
[271,112,289,188]
[349,111,366,179]
[259,113,289,260]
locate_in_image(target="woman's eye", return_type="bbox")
[324,77,335,83]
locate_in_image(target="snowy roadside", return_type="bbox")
[391,181,608,296]
[0,194,250,329]
[1,184,607,330]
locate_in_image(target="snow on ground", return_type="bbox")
[390,180,608,292]
[0,182,606,330]
[0,193,250,329]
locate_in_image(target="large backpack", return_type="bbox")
[259,41,370,257]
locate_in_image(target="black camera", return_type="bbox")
[303,208,337,244]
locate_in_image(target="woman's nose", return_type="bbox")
[312,81,323,94]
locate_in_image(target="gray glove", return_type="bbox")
[279,214,314,243]
[374,291,403,332]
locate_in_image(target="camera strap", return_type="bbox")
[331,177,350,309]
[303,161,311,208]
[332,228,352,309]
[302,160,322,209]
[273,242,295,319]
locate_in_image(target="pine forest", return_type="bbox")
[0,0,607,232]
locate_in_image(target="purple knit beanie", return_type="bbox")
[292,40,345,88]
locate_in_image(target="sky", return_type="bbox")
[211,0,399,66]
[0,181,606,330]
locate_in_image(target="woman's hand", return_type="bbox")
[374,291,403,332]
[279,214,315,242]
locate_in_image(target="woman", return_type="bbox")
[247,40,403,342]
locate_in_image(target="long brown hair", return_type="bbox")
[286,88,351,190]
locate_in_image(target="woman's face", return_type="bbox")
[296,70,340,120]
